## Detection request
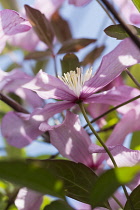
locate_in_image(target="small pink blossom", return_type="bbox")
[0,9,31,53]
[68,0,92,6]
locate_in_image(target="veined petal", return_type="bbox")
[84,85,140,105]
[15,188,42,210]
[23,70,77,101]
[49,111,93,167]
[1,111,43,148]
[81,38,140,98]
[89,144,140,167]
[0,9,31,53]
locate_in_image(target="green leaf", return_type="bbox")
[61,53,80,74]
[57,38,96,54]
[90,165,140,208]
[44,200,74,210]
[25,5,54,50]
[124,185,140,209]
[104,24,140,40]
[130,131,140,150]
[125,64,140,88]
[43,160,98,204]
[132,0,140,12]
[51,11,72,43]
[82,45,105,66]
[0,160,64,198]
[0,0,18,10]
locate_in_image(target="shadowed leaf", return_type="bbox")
[82,45,105,66]
[51,11,72,43]
[25,50,52,60]
[44,200,74,210]
[124,185,140,209]
[57,38,96,54]
[61,53,80,74]
[25,5,54,50]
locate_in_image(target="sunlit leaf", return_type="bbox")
[44,200,74,210]
[90,165,140,208]
[61,53,80,74]
[51,11,72,43]
[0,160,64,198]
[57,38,96,54]
[25,5,54,50]
[125,64,140,88]
[130,131,140,150]
[82,45,105,66]
[0,0,18,10]
[104,24,140,40]
[124,185,140,209]
[132,0,140,12]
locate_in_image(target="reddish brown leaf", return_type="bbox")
[25,5,54,50]
[57,38,96,54]
[51,11,72,43]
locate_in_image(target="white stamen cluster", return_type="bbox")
[59,67,93,97]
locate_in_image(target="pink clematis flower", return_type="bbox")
[15,188,42,210]
[23,38,140,132]
[1,38,140,148]
[0,9,31,53]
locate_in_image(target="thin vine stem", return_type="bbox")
[84,95,140,129]
[112,195,124,209]
[79,102,117,167]
[79,102,133,209]
[125,68,140,89]
[96,0,116,25]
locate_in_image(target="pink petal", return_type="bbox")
[68,0,92,6]
[84,85,138,104]
[81,38,140,98]
[89,144,140,167]
[0,9,31,53]
[1,111,43,148]
[49,111,93,167]
[15,188,42,210]
[0,69,43,108]
[23,70,77,101]
[38,101,75,131]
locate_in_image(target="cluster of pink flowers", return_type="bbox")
[0,0,140,209]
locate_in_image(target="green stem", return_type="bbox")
[79,103,132,209]
[84,95,140,129]
[79,103,117,167]
[52,54,58,77]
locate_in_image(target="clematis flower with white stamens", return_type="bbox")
[2,38,140,148]
[22,38,140,132]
